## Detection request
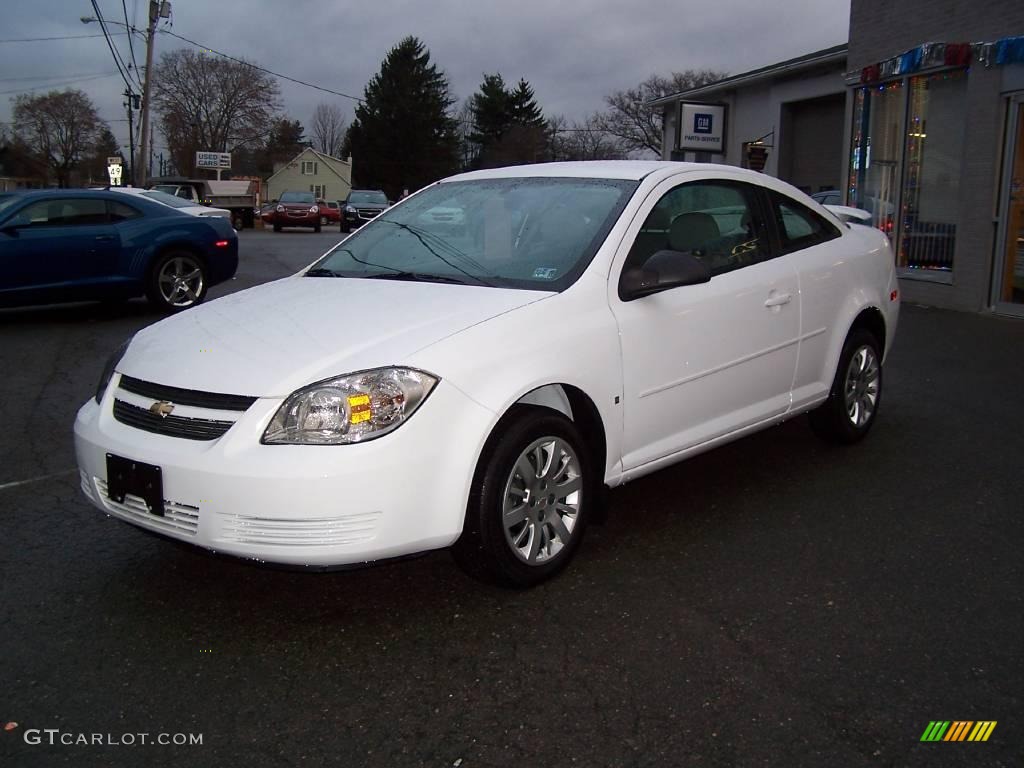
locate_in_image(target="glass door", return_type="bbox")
[995,97,1024,313]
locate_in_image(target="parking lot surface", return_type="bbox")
[1,229,1021,767]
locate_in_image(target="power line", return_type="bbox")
[159,28,364,103]
[92,0,141,92]
[0,73,119,96]
[0,32,127,43]
[122,0,140,78]
[0,71,115,83]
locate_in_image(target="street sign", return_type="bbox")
[107,156,123,166]
[107,162,123,186]
[678,102,727,154]
[195,151,231,170]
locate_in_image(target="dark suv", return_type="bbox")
[341,189,390,233]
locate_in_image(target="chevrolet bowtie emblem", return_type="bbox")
[149,400,175,418]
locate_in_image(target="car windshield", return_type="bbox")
[348,191,388,205]
[311,177,637,291]
[280,191,315,203]
[140,190,193,208]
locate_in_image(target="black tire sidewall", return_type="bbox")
[812,328,883,443]
[456,405,594,587]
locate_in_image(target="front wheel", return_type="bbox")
[452,406,593,587]
[809,328,883,443]
[314,223,322,233]
[146,250,208,312]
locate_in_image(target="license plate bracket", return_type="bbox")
[106,454,164,517]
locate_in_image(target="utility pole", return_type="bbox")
[138,0,169,187]
[124,88,136,186]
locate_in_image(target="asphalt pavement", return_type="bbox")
[1,229,1021,767]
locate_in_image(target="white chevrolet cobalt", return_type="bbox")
[75,162,899,586]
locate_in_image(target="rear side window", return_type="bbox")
[770,192,840,253]
[108,200,142,222]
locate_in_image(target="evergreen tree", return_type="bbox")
[468,75,546,168]
[508,79,544,129]
[347,36,459,199]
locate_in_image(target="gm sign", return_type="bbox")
[678,103,726,154]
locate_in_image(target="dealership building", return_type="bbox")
[657,0,1024,316]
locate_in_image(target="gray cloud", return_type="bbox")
[0,0,849,161]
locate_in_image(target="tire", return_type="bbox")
[233,215,244,230]
[340,223,349,234]
[273,223,282,232]
[452,405,594,587]
[320,215,328,226]
[314,223,322,233]
[809,328,883,444]
[145,250,208,313]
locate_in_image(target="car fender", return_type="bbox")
[405,267,625,488]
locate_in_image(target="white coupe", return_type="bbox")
[75,162,899,586]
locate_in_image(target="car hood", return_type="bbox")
[118,276,550,397]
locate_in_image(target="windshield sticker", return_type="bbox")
[532,267,558,279]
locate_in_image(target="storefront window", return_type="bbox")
[849,81,904,241]
[898,71,967,272]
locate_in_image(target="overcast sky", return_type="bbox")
[0,0,850,161]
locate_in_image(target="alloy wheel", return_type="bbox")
[158,256,205,308]
[843,344,880,428]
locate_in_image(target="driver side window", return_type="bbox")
[623,181,769,278]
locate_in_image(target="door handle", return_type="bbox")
[764,293,792,308]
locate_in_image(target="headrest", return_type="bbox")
[669,212,720,252]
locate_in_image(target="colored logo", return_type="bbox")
[694,113,713,134]
[149,400,175,418]
[920,721,997,742]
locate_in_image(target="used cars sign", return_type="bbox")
[195,151,231,170]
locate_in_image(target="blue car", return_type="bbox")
[0,189,238,312]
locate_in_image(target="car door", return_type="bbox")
[764,190,847,410]
[0,196,119,300]
[610,177,801,472]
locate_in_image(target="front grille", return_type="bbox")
[119,376,256,411]
[113,400,234,440]
[357,208,381,220]
[95,478,199,536]
[219,511,381,547]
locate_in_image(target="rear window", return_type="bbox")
[770,192,841,253]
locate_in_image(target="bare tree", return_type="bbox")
[596,70,727,157]
[12,89,103,186]
[549,114,626,161]
[310,103,347,158]
[153,49,281,176]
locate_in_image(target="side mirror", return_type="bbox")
[619,250,711,301]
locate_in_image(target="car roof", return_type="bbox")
[444,160,770,183]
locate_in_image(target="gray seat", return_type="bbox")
[668,212,720,253]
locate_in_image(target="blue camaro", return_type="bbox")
[0,189,238,312]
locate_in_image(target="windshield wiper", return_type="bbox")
[305,267,342,277]
[361,271,470,285]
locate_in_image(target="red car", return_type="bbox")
[318,200,341,226]
[272,191,321,232]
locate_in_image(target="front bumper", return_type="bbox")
[74,377,493,567]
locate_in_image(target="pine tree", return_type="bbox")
[468,75,546,168]
[508,79,544,129]
[346,37,459,199]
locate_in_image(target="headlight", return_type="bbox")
[276,204,284,212]
[345,204,356,213]
[95,337,132,404]
[262,367,438,445]
[310,205,319,214]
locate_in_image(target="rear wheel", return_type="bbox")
[453,406,593,587]
[146,250,208,312]
[273,223,282,232]
[809,328,883,443]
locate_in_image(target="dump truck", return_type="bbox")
[148,177,257,229]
